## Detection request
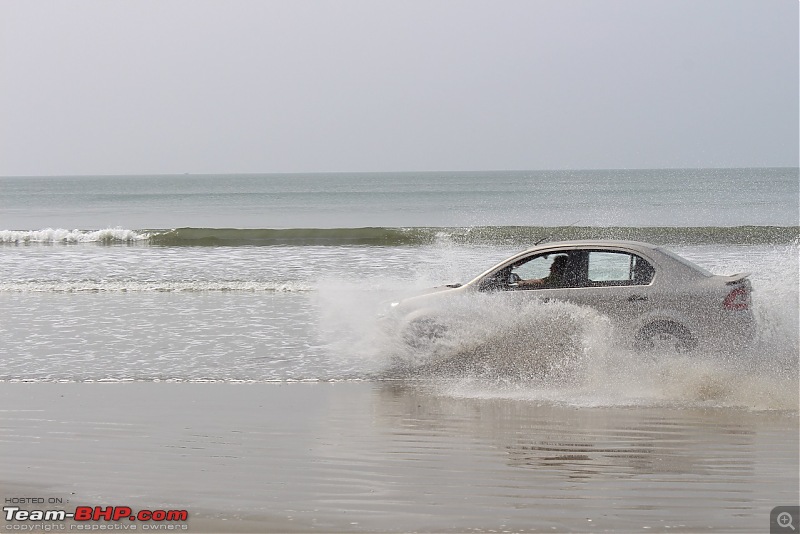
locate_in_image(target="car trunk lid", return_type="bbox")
[721,272,751,285]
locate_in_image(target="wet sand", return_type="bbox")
[1,382,797,533]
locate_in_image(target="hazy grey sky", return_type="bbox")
[1,0,797,175]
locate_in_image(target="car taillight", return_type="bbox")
[723,287,749,311]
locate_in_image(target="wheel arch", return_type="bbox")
[632,309,694,337]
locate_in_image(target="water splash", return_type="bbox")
[360,245,799,411]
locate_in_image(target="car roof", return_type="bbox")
[521,239,661,254]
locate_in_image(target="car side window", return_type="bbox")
[511,254,552,281]
[509,253,580,290]
[632,255,655,285]
[587,251,654,286]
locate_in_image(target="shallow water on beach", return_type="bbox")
[1,243,797,413]
[0,383,797,533]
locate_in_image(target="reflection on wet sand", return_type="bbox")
[0,382,795,533]
[369,381,789,529]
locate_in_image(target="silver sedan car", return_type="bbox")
[391,240,755,354]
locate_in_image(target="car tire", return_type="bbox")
[402,317,447,350]
[634,320,697,353]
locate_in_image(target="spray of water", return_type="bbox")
[318,243,799,411]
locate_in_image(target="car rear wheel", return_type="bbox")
[634,320,697,353]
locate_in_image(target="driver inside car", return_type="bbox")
[515,255,570,288]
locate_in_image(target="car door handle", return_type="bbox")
[627,295,648,302]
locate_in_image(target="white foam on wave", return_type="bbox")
[0,228,151,244]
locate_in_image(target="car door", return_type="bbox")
[566,249,655,325]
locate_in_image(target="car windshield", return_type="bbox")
[655,247,713,276]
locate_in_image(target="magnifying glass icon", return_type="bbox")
[778,512,796,531]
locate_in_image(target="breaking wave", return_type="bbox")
[0,227,150,244]
[2,225,798,247]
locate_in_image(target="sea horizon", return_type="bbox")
[2,164,799,179]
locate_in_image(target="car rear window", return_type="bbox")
[655,247,713,277]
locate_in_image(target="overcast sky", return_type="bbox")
[0,0,797,175]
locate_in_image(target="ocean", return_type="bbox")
[1,168,798,532]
